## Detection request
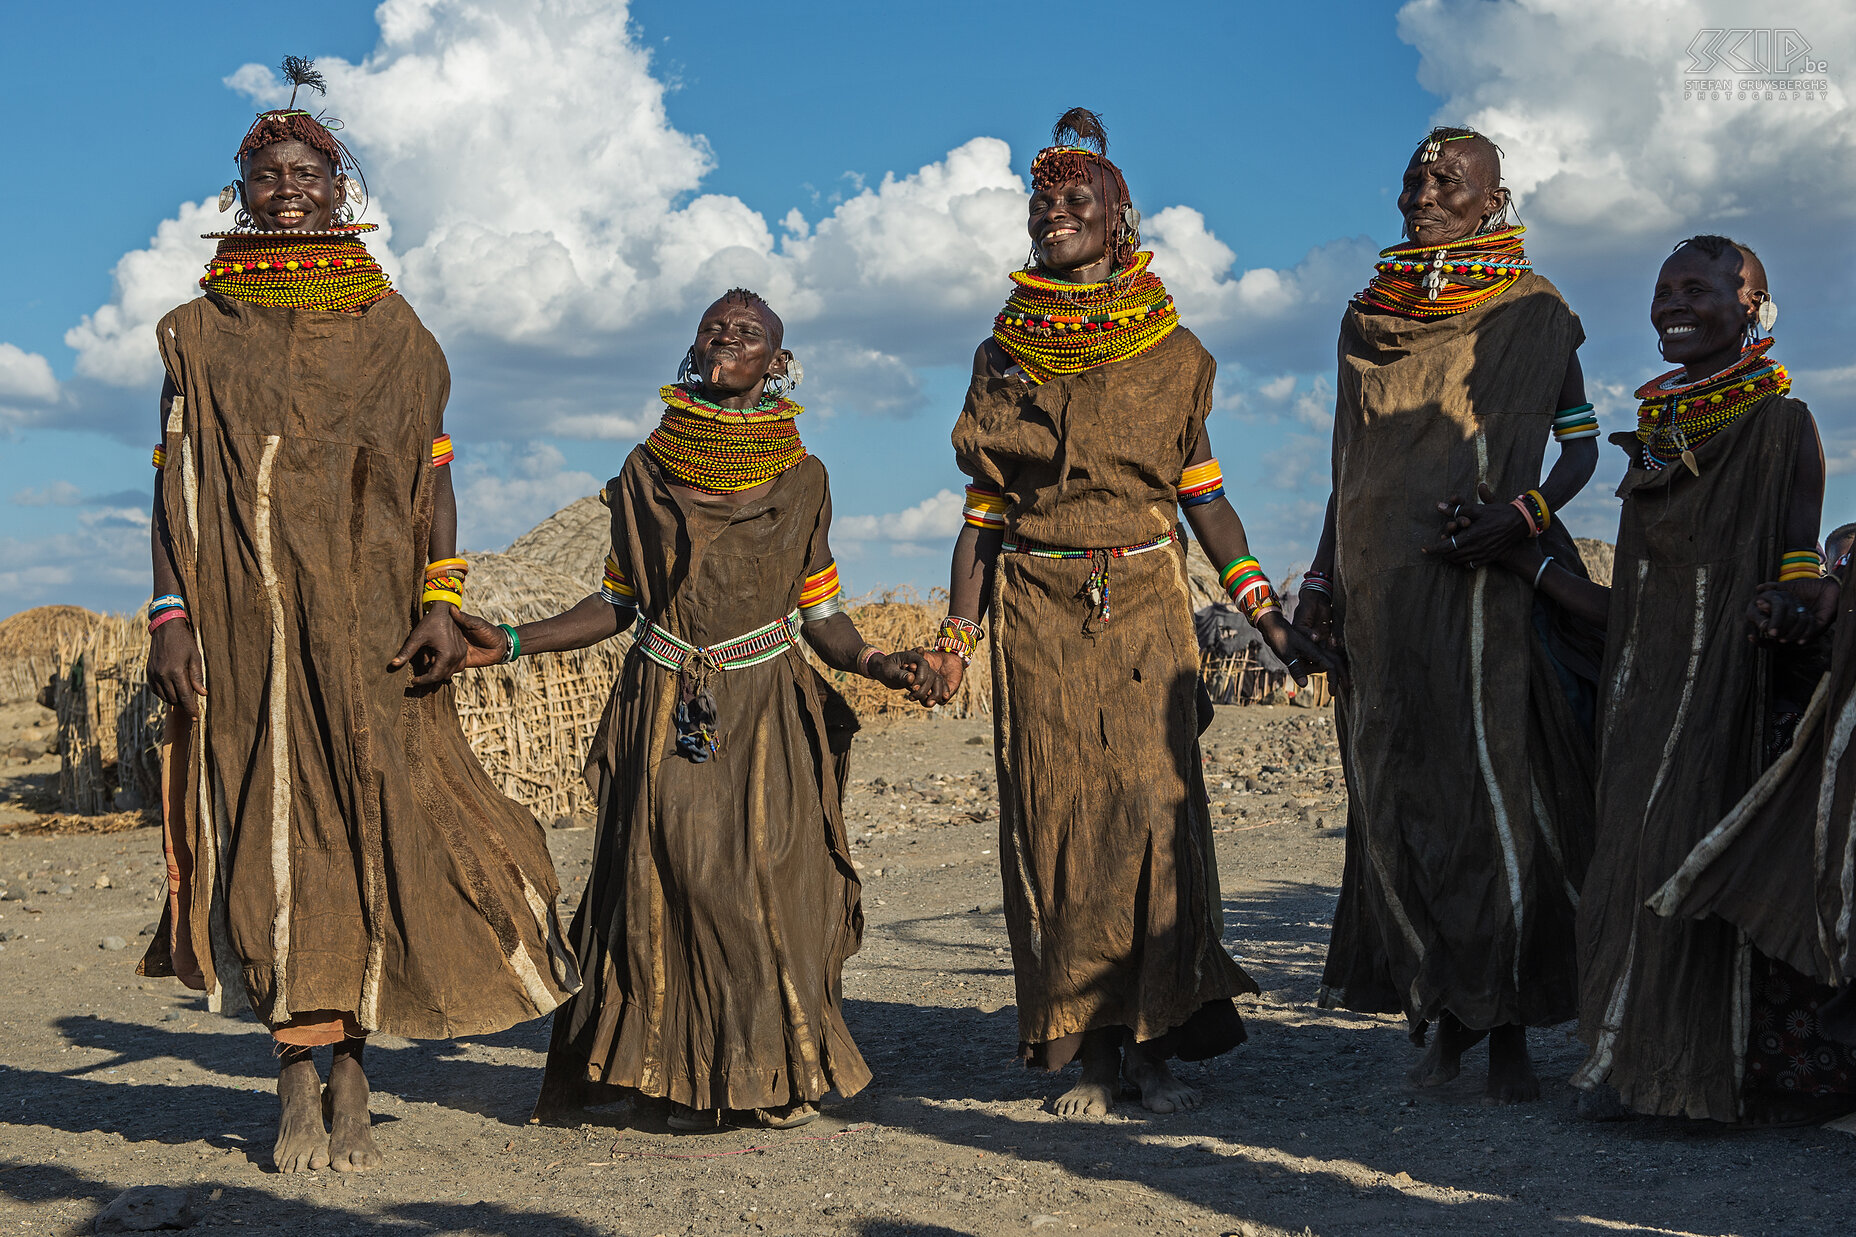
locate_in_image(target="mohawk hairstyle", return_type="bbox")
[716,288,784,346]
[234,57,356,176]
[1030,108,1137,267]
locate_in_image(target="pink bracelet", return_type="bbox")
[857,645,887,677]
[148,608,190,634]
[1509,496,1542,537]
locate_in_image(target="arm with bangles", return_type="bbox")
[1177,432,1334,684]
[796,491,944,704]
[1745,415,1836,645]
[1429,351,1600,569]
[147,377,207,717]
[386,431,471,685]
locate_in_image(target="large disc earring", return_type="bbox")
[676,347,696,386]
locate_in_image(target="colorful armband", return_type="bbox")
[600,552,638,607]
[1299,568,1332,598]
[1178,458,1226,508]
[430,434,455,467]
[799,561,845,621]
[1551,402,1599,442]
[962,483,1008,531]
[932,615,984,665]
[147,593,188,633]
[1220,555,1281,625]
[1778,549,1824,583]
[421,556,468,609]
[151,444,167,470]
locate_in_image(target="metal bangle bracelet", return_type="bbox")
[1533,556,1554,589]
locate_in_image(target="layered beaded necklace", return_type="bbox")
[645,384,808,493]
[1355,225,1531,319]
[1634,338,1789,473]
[198,226,394,313]
[992,250,1179,383]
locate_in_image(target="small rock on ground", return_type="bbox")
[94,1185,196,1232]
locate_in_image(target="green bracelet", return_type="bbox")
[497,623,521,664]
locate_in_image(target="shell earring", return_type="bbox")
[219,184,238,213]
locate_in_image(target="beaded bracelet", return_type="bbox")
[1778,549,1824,583]
[932,616,983,665]
[856,644,887,677]
[1299,569,1332,598]
[497,623,521,664]
[1510,489,1550,537]
[1219,556,1281,625]
[422,556,470,610]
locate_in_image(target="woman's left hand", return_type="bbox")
[1426,483,1532,569]
[390,604,469,685]
[1256,611,1338,686]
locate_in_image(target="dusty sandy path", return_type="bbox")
[1,703,1850,1235]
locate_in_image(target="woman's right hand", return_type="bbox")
[452,609,512,669]
[148,621,206,718]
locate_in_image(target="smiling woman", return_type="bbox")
[139,58,578,1178]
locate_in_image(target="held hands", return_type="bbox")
[868,649,948,706]
[1256,610,1338,687]
[918,650,968,706]
[388,603,470,686]
[451,608,515,668]
[1429,483,1538,574]
[148,620,207,719]
[1292,590,1341,657]
[1745,576,1839,645]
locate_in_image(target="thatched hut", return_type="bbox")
[0,605,100,706]
[507,494,608,588]
[448,550,629,823]
[52,611,162,814]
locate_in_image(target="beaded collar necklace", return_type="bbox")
[1355,225,1530,319]
[1634,338,1789,473]
[197,226,393,313]
[645,384,808,493]
[991,250,1179,384]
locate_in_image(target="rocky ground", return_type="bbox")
[1,697,1851,1236]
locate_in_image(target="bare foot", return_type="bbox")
[274,1051,330,1173]
[1053,1030,1120,1118]
[1484,1024,1540,1104]
[1408,1012,1488,1088]
[1123,1040,1201,1114]
[325,1039,382,1172]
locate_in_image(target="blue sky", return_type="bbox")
[2,0,1851,618]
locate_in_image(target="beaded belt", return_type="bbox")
[635,609,802,673]
[1000,530,1178,559]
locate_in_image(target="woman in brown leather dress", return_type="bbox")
[923,110,1330,1118]
[456,289,941,1131]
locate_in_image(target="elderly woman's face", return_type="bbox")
[1397,147,1502,246]
[241,140,342,231]
[1028,172,1111,274]
[690,300,783,396]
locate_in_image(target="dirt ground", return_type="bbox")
[2,695,1852,1236]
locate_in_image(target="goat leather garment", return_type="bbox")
[539,449,871,1111]
[1318,272,1598,1035]
[1651,577,1856,991]
[1574,396,1812,1120]
[138,291,581,1038]
[953,326,1258,1068]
